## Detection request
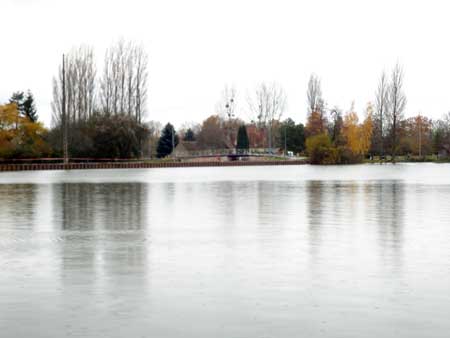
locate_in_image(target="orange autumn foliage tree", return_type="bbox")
[399,115,433,156]
[305,110,327,137]
[0,103,50,159]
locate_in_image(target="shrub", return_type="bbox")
[306,134,339,164]
[48,115,149,159]
[337,146,362,164]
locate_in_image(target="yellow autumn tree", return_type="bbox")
[360,103,374,155]
[0,103,50,158]
[0,103,19,157]
[342,110,360,154]
[342,103,373,157]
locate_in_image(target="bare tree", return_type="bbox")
[197,115,227,150]
[146,120,162,158]
[134,45,148,123]
[99,39,148,122]
[375,71,389,157]
[216,85,237,119]
[307,74,324,115]
[53,40,148,127]
[328,106,344,145]
[249,83,286,150]
[100,49,114,116]
[305,74,327,137]
[51,46,96,125]
[387,63,407,162]
[215,85,238,147]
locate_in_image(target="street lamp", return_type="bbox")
[171,125,175,159]
[284,124,287,157]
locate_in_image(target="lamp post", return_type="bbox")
[171,125,175,158]
[418,114,422,158]
[284,124,287,157]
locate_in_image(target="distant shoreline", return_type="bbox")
[0,159,308,172]
[2,157,450,172]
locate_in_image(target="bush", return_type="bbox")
[306,134,339,164]
[337,146,362,164]
[48,115,149,159]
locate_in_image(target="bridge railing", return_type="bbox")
[174,148,282,158]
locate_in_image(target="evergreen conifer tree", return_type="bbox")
[236,125,249,151]
[157,123,179,158]
[23,91,38,122]
[183,128,196,141]
[9,91,38,122]
[9,91,25,116]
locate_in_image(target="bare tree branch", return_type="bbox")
[388,63,407,161]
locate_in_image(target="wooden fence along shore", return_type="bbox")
[0,159,308,172]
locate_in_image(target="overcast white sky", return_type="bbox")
[1,0,450,127]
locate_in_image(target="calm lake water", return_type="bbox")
[1,164,450,338]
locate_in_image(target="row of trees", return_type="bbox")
[154,114,306,158]
[1,40,151,160]
[373,64,407,160]
[152,65,450,163]
[303,64,450,163]
[306,103,373,164]
[152,83,300,158]
[3,56,450,163]
[0,100,150,160]
[52,40,148,125]
[48,40,150,159]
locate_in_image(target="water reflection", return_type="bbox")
[53,183,148,231]
[374,182,405,272]
[50,183,151,316]
[0,184,37,229]
[307,181,325,260]
[1,166,450,338]
[305,180,405,276]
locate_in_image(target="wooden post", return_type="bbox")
[62,54,69,165]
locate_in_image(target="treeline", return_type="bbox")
[153,116,306,158]
[47,40,150,159]
[0,39,151,160]
[52,40,148,124]
[154,84,305,158]
[155,64,450,163]
[0,100,149,159]
[303,64,450,163]
[2,54,450,163]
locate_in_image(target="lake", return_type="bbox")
[1,164,450,338]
